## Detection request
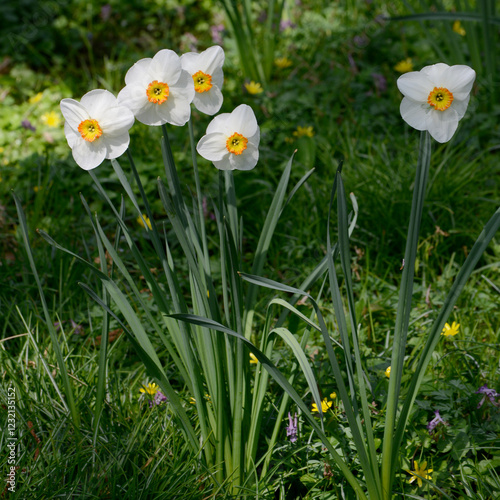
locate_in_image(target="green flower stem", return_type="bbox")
[160,124,189,227]
[381,131,431,498]
[223,170,246,491]
[188,118,210,267]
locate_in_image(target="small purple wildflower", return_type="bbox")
[372,73,387,94]
[70,319,84,335]
[286,412,298,443]
[22,119,36,132]
[100,4,112,21]
[427,410,446,433]
[353,34,369,48]
[476,384,500,409]
[149,391,168,408]
[54,319,83,334]
[257,10,267,23]
[279,19,295,31]
[202,196,216,220]
[210,24,224,45]
[180,32,198,52]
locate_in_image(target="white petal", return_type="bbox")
[64,121,81,148]
[202,46,225,75]
[451,96,470,120]
[157,96,192,126]
[80,89,117,116]
[118,84,150,116]
[212,158,233,171]
[135,102,165,126]
[426,107,459,143]
[124,58,154,86]
[150,49,182,84]
[181,45,224,75]
[171,71,195,103]
[104,132,131,159]
[397,72,432,101]
[211,68,224,89]
[442,65,476,99]
[180,52,200,74]
[99,106,135,135]
[400,98,429,131]
[71,138,107,170]
[197,132,228,161]
[206,113,231,134]
[193,86,223,115]
[228,142,259,170]
[248,126,260,147]
[60,99,89,129]
[420,63,450,84]
[225,104,258,137]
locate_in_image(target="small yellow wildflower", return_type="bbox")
[453,20,466,36]
[441,321,460,337]
[244,81,264,95]
[29,92,43,104]
[137,214,152,230]
[330,392,337,400]
[190,394,211,404]
[41,111,61,128]
[249,352,258,364]
[274,56,293,69]
[0,147,4,153]
[33,186,42,193]
[311,397,333,413]
[394,57,413,73]
[293,125,315,138]
[385,366,391,378]
[407,460,433,487]
[139,382,159,396]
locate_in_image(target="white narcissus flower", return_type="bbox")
[196,104,260,171]
[117,49,195,126]
[181,45,224,115]
[397,63,476,143]
[60,89,135,170]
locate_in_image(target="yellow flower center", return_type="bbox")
[226,132,248,155]
[192,70,213,93]
[146,80,170,104]
[78,119,103,142]
[427,87,454,111]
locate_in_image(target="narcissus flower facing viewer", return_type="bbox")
[196,104,260,171]
[397,63,475,143]
[118,49,195,126]
[181,45,224,115]
[60,89,134,170]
